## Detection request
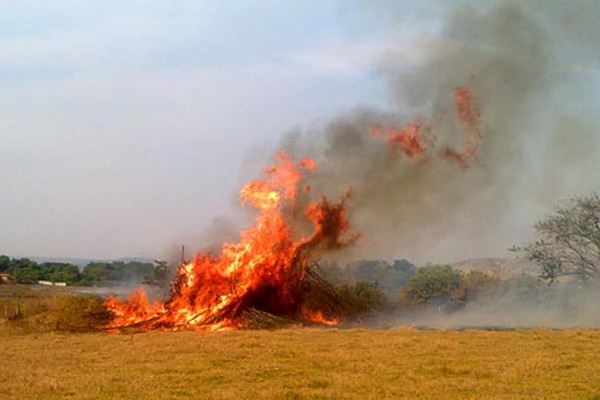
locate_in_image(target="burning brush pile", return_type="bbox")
[106,154,357,331]
[104,87,481,332]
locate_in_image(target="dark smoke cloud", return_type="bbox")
[279,1,600,263]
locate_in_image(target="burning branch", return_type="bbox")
[440,87,483,168]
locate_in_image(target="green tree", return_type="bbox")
[514,193,600,283]
[79,263,110,285]
[39,262,81,284]
[142,260,172,288]
[0,255,10,273]
[401,265,462,306]
[79,261,155,286]
[9,258,40,283]
[391,259,417,285]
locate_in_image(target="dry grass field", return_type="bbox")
[1,327,600,399]
[2,285,600,399]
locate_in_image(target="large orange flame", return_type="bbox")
[105,153,354,331]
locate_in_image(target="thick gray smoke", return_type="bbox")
[279,2,600,264]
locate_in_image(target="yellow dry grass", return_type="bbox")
[1,327,600,399]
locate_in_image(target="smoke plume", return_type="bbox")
[277,1,600,264]
[375,282,600,330]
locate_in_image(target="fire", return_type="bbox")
[301,310,339,326]
[440,87,482,168]
[105,153,354,331]
[373,87,482,168]
[372,121,433,159]
[105,86,483,332]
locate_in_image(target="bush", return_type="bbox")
[401,265,462,306]
[337,282,389,316]
[452,271,500,306]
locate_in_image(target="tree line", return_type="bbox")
[319,260,541,315]
[0,256,161,286]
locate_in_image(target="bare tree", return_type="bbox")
[515,193,600,283]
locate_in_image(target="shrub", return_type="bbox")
[452,271,500,306]
[337,282,389,316]
[401,265,462,306]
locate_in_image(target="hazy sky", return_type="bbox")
[0,1,383,259]
[1,1,599,263]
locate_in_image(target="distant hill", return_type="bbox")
[451,257,540,278]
